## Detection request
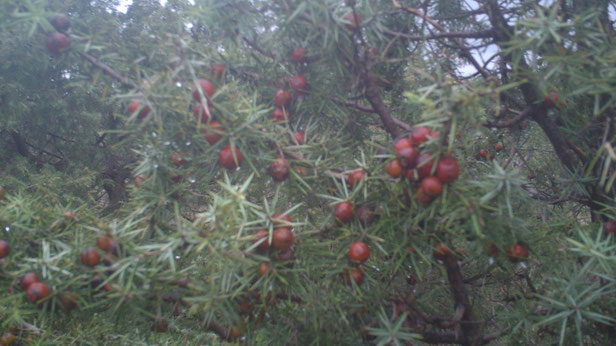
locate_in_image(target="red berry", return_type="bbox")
[269,158,290,182]
[347,169,365,188]
[506,242,529,262]
[80,247,100,266]
[545,92,559,108]
[253,229,270,251]
[289,74,308,92]
[494,143,503,152]
[385,159,403,178]
[405,168,419,182]
[46,32,69,53]
[356,205,375,225]
[479,149,488,158]
[416,153,436,178]
[411,127,432,146]
[344,13,363,31]
[128,100,151,119]
[170,152,186,167]
[455,132,461,138]
[193,104,211,123]
[274,89,292,107]
[272,213,292,228]
[211,64,225,79]
[292,47,305,63]
[348,241,370,263]
[218,146,243,169]
[604,220,616,236]
[192,79,216,102]
[134,174,146,187]
[26,282,50,304]
[421,177,443,197]
[50,14,70,32]
[416,187,433,204]
[397,147,419,168]
[272,107,290,122]
[433,243,451,261]
[19,272,40,290]
[334,202,354,223]
[258,262,270,277]
[59,291,78,312]
[203,121,223,145]
[96,235,117,253]
[0,240,9,258]
[343,267,364,286]
[485,241,499,256]
[292,132,305,145]
[436,156,460,183]
[272,227,294,251]
[393,138,412,151]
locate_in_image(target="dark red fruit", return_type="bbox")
[385,159,403,178]
[128,101,151,119]
[274,89,292,107]
[604,220,616,236]
[269,158,290,182]
[292,131,305,145]
[96,235,117,253]
[436,156,460,183]
[416,153,436,178]
[19,272,40,290]
[411,127,432,146]
[59,291,78,312]
[289,74,308,92]
[272,108,290,122]
[485,241,499,256]
[26,282,50,304]
[192,79,216,102]
[545,92,559,108]
[211,64,225,79]
[416,187,433,204]
[253,229,270,251]
[433,243,451,261]
[405,168,419,182]
[277,248,295,261]
[347,169,365,188]
[134,174,146,187]
[393,138,412,151]
[343,267,364,286]
[344,13,363,31]
[258,262,270,277]
[421,177,443,197]
[397,147,419,168]
[494,143,503,152]
[1,332,16,345]
[272,227,294,251]
[193,104,211,123]
[203,121,223,145]
[218,146,243,169]
[335,202,354,223]
[0,240,9,258]
[356,206,375,225]
[80,247,100,266]
[50,14,70,32]
[272,213,292,228]
[292,47,305,63]
[479,149,488,158]
[170,152,186,167]
[348,241,370,263]
[506,242,529,262]
[46,32,69,54]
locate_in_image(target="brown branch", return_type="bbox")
[243,37,278,61]
[79,52,136,89]
[382,28,494,41]
[330,97,413,132]
[483,107,530,128]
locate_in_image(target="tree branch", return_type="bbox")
[79,52,136,89]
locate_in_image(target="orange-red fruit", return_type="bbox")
[479,149,488,158]
[356,205,375,225]
[203,121,223,145]
[405,168,419,182]
[0,240,9,258]
[494,143,503,152]
[128,100,151,119]
[433,243,451,260]
[1,332,16,345]
[397,147,418,168]
[272,227,294,251]
[269,158,290,182]
[334,202,354,223]
[59,291,78,312]
[211,64,225,78]
[348,241,370,263]
[193,104,211,123]
[347,169,365,188]
[96,235,117,253]
[436,156,460,183]
[26,282,50,304]
[416,153,436,178]
[411,127,432,146]
[46,32,69,53]
[192,79,216,102]
[604,220,616,236]
[20,272,40,290]
[135,174,146,187]
[274,89,292,107]
[50,14,70,32]
[344,13,363,31]
[272,108,290,122]
[80,247,100,266]
[292,131,305,145]
[258,262,270,277]
[455,131,461,138]
[218,146,242,169]
[393,138,412,151]
[272,213,292,228]
[289,74,308,92]
[170,152,186,167]
[292,47,305,63]
[485,241,499,256]
[545,92,559,108]
[343,267,364,286]
[385,159,403,178]
[506,242,529,262]
[253,229,270,251]
[416,187,433,204]
[421,177,443,197]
